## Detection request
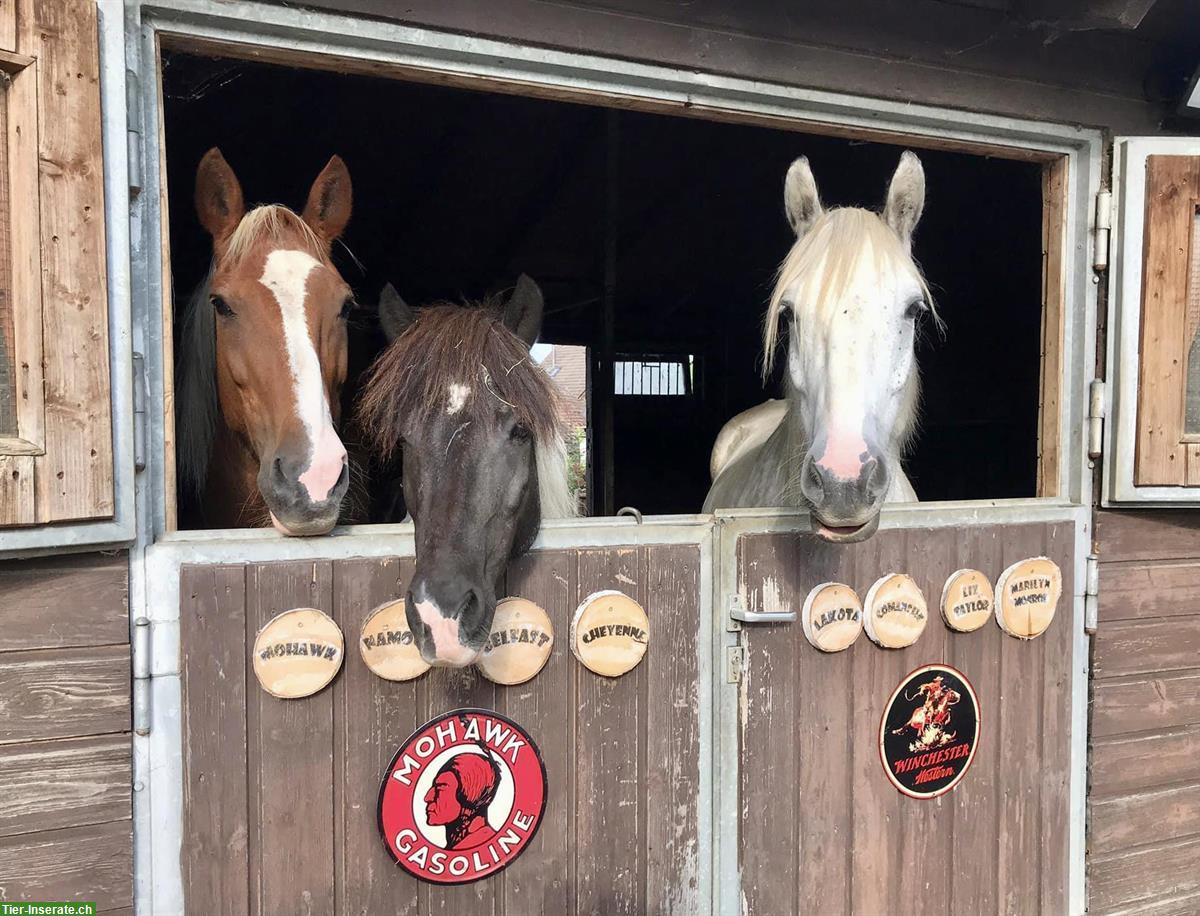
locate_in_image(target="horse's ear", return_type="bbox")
[195,148,245,244]
[378,283,415,342]
[784,156,823,238]
[503,274,544,347]
[883,151,925,247]
[302,155,353,245]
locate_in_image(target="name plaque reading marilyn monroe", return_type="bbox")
[995,556,1062,639]
[863,573,928,648]
[379,708,547,885]
[252,607,344,699]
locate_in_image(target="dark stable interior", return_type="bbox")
[162,50,1045,525]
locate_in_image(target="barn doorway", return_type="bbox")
[160,49,1050,528]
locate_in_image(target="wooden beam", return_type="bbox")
[0,645,130,745]
[0,820,132,910]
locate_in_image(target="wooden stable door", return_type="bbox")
[736,523,1075,915]
[179,543,708,915]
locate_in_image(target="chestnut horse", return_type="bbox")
[176,149,354,534]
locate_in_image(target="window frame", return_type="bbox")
[130,0,1102,544]
[1103,137,1200,505]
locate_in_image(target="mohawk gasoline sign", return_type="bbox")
[379,709,547,884]
[879,664,980,799]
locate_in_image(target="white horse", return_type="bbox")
[704,152,933,543]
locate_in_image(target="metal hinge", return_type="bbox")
[726,645,746,684]
[1088,379,1106,460]
[1093,190,1112,272]
[1084,554,1100,635]
[132,617,152,736]
[132,352,147,472]
[126,69,143,197]
[728,593,797,625]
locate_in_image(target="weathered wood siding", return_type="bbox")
[0,553,132,913]
[180,544,705,915]
[1090,511,1200,916]
[271,0,1194,134]
[738,523,1075,915]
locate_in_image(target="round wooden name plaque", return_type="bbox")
[940,569,995,633]
[571,590,650,677]
[252,607,345,699]
[995,556,1062,639]
[477,597,555,686]
[802,582,864,652]
[863,574,928,648]
[359,598,431,682]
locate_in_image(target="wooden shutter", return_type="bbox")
[1134,153,1200,485]
[0,0,113,526]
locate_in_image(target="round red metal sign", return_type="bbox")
[379,708,547,884]
[879,664,980,799]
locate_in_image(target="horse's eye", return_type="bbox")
[339,297,356,320]
[510,424,532,444]
[210,294,235,318]
[905,299,929,321]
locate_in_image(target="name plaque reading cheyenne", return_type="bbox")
[995,556,1062,639]
[940,569,995,633]
[360,598,431,682]
[477,597,554,686]
[379,708,547,885]
[863,573,928,648]
[802,582,864,652]
[252,607,344,699]
[570,590,650,677]
[880,664,980,799]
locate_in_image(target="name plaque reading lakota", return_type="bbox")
[570,590,650,677]
[379,708,547,885]
[252,607,344,699]
[940,568,995,633]
[879,664,980,799]
[476,597,554,686]
[863,573,928,648]
[995,556,1062,639]
[802,582,864,652]
[360,598,431,682]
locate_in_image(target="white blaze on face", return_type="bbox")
[259,249,347,502]
[786,246,919,479]
[447,383,471,416]
[412,591,480,667]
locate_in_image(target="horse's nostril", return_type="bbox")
[801,458,826,507]
[865,457,890,502]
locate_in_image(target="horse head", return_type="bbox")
[188,148,354,535]
[360,277,576,666]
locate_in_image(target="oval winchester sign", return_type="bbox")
[879,664,980,799]
[379,708,547,884]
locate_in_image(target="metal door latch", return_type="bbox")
[729,593,797,624]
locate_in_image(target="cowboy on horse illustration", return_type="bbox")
[893,675,962,750]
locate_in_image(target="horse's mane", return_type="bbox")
[358,303,578,519]
[175,204,328,498]
[762,207,936,376]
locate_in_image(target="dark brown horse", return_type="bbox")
[176,148,355,534]
[359,278,577,666]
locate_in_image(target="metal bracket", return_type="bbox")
[725,646,745,683]
[133,352,147,472]
[1087,379,1106,460]
[1093,189,1112,272]
[132,617,152,736]
[1084,554,1100,635]
[126,69,143,197]
[729,593,797,625]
